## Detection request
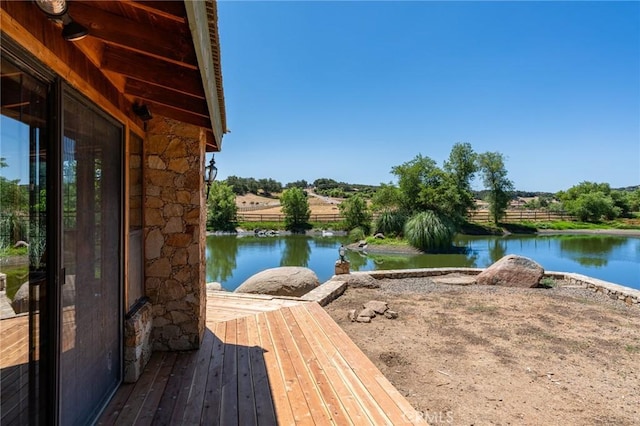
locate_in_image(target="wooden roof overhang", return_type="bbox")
[0,0,227,152]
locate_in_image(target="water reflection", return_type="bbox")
[206,235,239,283]
[345,250,369,270]
[206,234,640,291]
[488,238,507,263]
[557,235,627,268]
[280,236,311,267]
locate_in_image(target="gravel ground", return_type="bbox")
[375,277,639,312]
[325,277,640,425]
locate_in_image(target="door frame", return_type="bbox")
[0,35,125,425]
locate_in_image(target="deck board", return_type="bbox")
[98,292,426,425]
[255,311,296,425]
[200,321,226,424]
[219,319,239,425]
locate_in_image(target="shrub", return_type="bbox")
[348,227,366,242]
[339,194,372,234]
[404,210,455,252]
[539,277,557,288]
[374,210,407,237]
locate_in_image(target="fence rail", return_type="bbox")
[237,204,281,212]
[237,213,344,223]
[468,210,576,222]
[237,209,576,223]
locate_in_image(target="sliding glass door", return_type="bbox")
[0,52,49,426]
[2,38,124,425]
[59,90,123,425]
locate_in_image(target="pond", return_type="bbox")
[206,234,640,291]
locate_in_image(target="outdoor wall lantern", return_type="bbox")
[34,0,89,41]
[205,155,218,200]
[132,103,153,122]
[339,244,346,262]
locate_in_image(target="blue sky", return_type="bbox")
[215,1,639,192]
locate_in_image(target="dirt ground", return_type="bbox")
[324,279,640,425]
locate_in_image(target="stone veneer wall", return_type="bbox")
[144,117,207,351]
[123,301,153,383]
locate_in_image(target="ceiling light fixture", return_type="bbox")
[34,0,89,41]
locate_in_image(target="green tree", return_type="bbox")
[478,152,514,225]
[610,190,631,218]
[570,192,617,222]
[339,194,372,234]
[0,158,28,213]
[280,187,311,232]
[444,142,478,187]
[557,181,624,222]
[207,181,238,232]
[390,148,479,225]
[225,175,248,195]
[391,154,442,213]
[628,189,640,212]
[257,178,282,195]
[370,183,402,212]
[285,180,308,189]
[0,158,29,245]
[443,142,478,222]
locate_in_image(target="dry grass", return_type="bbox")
[236,193,343,215]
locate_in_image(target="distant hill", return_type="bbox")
[473,190,555,200]
[614,185,640,192]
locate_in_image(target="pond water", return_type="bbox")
[206,234,640,291]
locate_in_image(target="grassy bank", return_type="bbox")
[235,221,349,232]
[229,218,640,235]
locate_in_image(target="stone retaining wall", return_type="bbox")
[544,271,640,306]
[327,268,639,307]
[357,268,482,280]
[301,279,347,306]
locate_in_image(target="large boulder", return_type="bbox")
[11,281,30,314]
[476,254,544,288]
[335,273,380,289]
[235,267,319,297]
[206,282,223,291]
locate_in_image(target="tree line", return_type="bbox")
[208,143,516,249]
[208,142,640,253]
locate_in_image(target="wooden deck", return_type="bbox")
[99,293,426,425]
[1,307,77,424]
[0,313,29,425]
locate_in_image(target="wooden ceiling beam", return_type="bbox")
[70,2,197,68]
[147,101,211,129]
[125,78,209,117]
[205,130,219,152]
[120,0,187,24]
[101,45,204,98]
[0,0,144,133]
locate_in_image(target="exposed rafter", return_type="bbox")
[124,78,208,117]
[69,2,197,67]
[1,0,226,151]
[101,45,204,98]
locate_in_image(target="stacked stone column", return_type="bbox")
[144,117,207,351]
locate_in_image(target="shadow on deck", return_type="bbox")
[99,293,426,425]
